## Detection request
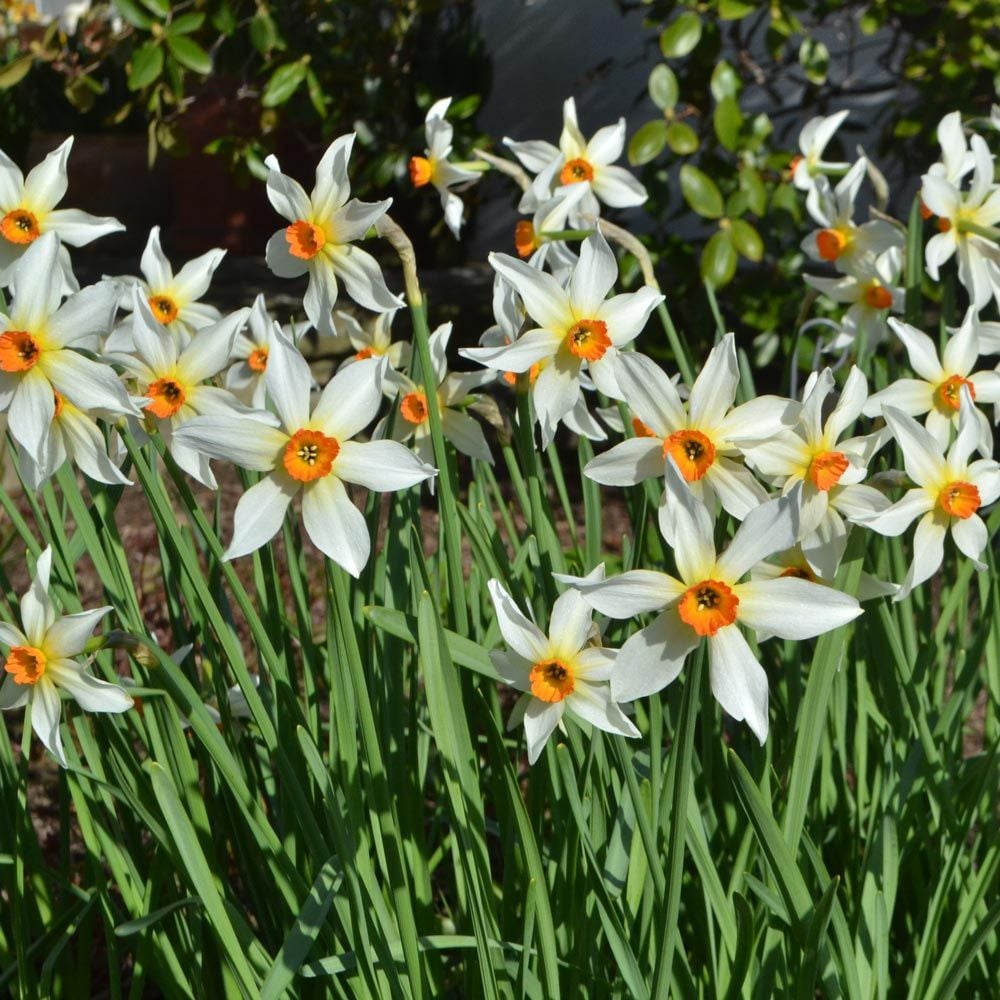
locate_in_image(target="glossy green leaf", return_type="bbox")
[113,0,155,28]
[730,218,763,261]
[628,119,669,166]
[700,230,737,287]
[649,64,679,111]
[167,12,205,35]
[710,61,741,101]
[719,0,756,20]
[799,37,830,85]
[680,164,724,218]
[262,61,307,108]
[665,121,699,155]
[140,0,171,16]
[166,35,213,75]
[660,12,703,58]
[128,43,163,91]
[714,95,743,151]
[0,56,33,90]
[739,167,767,215]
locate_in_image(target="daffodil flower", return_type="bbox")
[861,399,1000,600]
[333,308,412,376]
[172,330,436,575]
[385,321,494,474]
[863,314,1000,456]
[15,388,131,490]
[225,293,310,409]
[113,290,256,487]
[926,111,975,186]
[0,547,132,767]
[0,233,138,465]
[922,134,1000,309]
[584,340,795,533]
[505,97,647,226]
[479,268,606,441]
[408,97,483,239]
[804,248,903,352]
[460,231,662,446]
[561,461,862,743]
[0,137,124,291]
[791,109,850,217]
[486,574,639,765]
[109,226,226,348]
[800,158,902,273]
[750,545,897,604]
[264,134,403,336]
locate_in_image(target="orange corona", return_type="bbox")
[145,378,187,419]
[935,374,975,412]
[663,429,716,482]
[4,645,47,685]
[529,658,575,702]
[409,156,433,188]
[283,429,339,482]
[938,481,980,519]
[0,208,40,245]
[816,228,849,261]
[247,347,269,373]
[0,330,41,372]
[285,220,326,260]
[149,294,179,325]
[560,158,594,185]
[515,220,538,258]
[401,391,429,425]
[862,283,893,310]
[678,580,739,637]
[566,318,611,361]
[807,450,849,491]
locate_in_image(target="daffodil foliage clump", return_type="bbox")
[0,103,997,998]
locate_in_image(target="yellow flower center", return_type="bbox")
[938,481,980,519]
[529,657,576,702]
[566,318,611,361]
[559,158,594,185]
[0,330,41,372]
[285,220,326,260]
[0,208,40,245]
[934,374,975,413]
[807,450,849,491]
[663,429,716,482]
[283,428,340,482]
[816,227,849,261]
[409,156,434,188]
[149,294,179,325]
[248,347,269,373]
[4,644,47,686]
[678,580,739,637]
[862,282,893,310]
[146,377,187,419]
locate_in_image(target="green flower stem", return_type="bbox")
[656,301,695,386]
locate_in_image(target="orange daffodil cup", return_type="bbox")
[460,231,663,446]
[172,328,436,576]
[560,462,863,744]
[486,572,639,765]
[264,133,403,336]
[0,548,132,767]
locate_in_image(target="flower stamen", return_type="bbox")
[663,429,716,482]
[934,374,975,413]
[145,378,187,419]
[148,294,179,325]
[247,347,269,373]
[559,158,594,185]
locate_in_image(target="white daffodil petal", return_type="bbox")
[610,609,697,703]
[333,439,435,491]
[311,356,384,440]
[42,607,111,659]
[567,683,639,738]
[46,280,122,348]
[736,577,861,639]
[548,588,594,658]
[558,568,684,618]
[172,415,286,470]
[330,244,404,314]
[301,474,370,576]
[489,252,573,331]
[487,579,548,663]
[440,409,492,463]
[663,458,718,584]
[716,488,802,583]
[708,627,769,744]
[47,661,133,713]
[31,679,66,766]
[584,437,664,486]
[689,333,739,430]
[951,513,987,567]
[225,473,298,560]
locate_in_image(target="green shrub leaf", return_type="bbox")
[701,229,738,287]
[660,12,702,58]
[680,164,724,218]
[628,120,669,166]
